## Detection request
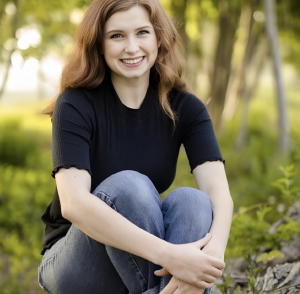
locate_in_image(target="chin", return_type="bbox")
[120,71,149,80]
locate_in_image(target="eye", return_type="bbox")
[138,30,149,35]
[111,33,122,39]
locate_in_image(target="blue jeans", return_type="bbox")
[38,170,214,294]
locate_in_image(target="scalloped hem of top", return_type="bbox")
[190,157,226,174]
[51,164,92,178]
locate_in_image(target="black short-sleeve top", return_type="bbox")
[40,73,225,255]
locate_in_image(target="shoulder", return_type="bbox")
[53,87,102,129]
[54,81,106,115]
[55,87,93,109]
[170,89,209,121]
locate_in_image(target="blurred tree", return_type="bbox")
[206,0,242,130]
[277,0,300,72]
[223,0,261,121]
[170,0,188,56]
[235,35,269,151]
[263,0,290,154]
[0,0,89,101]
[0,0,19,100]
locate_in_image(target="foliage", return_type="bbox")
[216,266,244,294]
[226,164,300,259]
[244,253,264,294]
[256,250,284,264]
[0,119,54,293]
[0,119,42,167]
[272,165,300,203]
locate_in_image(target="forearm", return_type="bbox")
[65,191,170,265]
[207,187,233,255]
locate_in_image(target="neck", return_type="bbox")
[111,71,150,109]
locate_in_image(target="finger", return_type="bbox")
[201,274,219,283]
[155,268,170,276]
[195,233,212,248]
[206,267,223,279]
[196,280,214,289]
[207,255,225,270]
[171,280,186,294]
[159,278,178,294]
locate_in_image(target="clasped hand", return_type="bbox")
[155,234,225,294]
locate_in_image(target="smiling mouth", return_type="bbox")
[120,56,145,64]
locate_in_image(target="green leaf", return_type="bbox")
[256,250,284,263]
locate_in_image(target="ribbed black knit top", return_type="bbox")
[40,73,225,255]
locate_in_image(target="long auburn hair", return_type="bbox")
[42,0,193,129]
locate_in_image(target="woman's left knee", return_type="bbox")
[163,187,213,215]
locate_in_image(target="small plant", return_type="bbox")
[215,265,244,294]
[227,164,300,258]
[256,250,284,264]
[271,164,300,204]
[245,253,261,294]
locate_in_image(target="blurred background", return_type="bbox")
[0,0,300,293]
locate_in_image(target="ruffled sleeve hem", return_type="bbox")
[190,157,226,174]
[51,164,92,178]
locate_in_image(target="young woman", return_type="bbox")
[38,1,233,293]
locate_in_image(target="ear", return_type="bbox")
[158,40,161,49]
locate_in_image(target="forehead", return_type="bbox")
[104,5,152,31]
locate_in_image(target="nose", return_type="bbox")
[125,36,139,54]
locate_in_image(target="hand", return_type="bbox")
[201,237,225,275]
[155,268,206,294]
[157,234,225,288]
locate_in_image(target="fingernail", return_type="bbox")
[205,233,211,237]
[155,270,161,273]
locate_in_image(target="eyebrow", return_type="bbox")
[106,25,152,35]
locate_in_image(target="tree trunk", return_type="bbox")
[222,4,254,121]
[207,1,240,130]
[223,0,262,121]
[171,0,189,57]
[0,0,19,101]
[0,48,15,100]
[235,37,269,151]
[263,0,290,154]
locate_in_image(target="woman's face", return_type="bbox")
[102,5,160,81]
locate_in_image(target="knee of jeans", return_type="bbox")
[164,187,213,215]
[94,170,161,212]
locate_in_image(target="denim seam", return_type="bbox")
[128,253,148,286]
[94,190,148,286]
[38,223,74,268]
[93,190,119,211]
[160,276,164,292]
[38,266,51,294]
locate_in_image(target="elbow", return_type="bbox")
[60,195,76,222]
[60,191,85,222]
[61,204,71,221]
[61,201,73,221]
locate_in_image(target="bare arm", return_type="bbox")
[56,167,169,265]
[193,160,234,259]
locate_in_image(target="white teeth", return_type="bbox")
[122,57,144,64]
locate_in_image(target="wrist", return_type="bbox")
[202,243,225,260]
[151,239,173,266]
[204,236,226,253]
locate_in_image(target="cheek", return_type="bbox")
[103,41,121,59]
[145,38,158,57]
